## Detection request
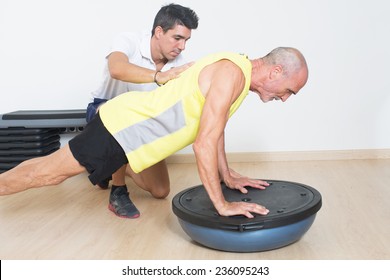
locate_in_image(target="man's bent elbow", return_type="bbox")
[109,67,124,80]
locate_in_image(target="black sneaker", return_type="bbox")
[108,186,140,219]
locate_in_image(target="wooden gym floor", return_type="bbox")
[0,159,389,259]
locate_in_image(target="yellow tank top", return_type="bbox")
[99,52,252,173]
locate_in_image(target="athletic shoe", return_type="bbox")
[108,186,140,219]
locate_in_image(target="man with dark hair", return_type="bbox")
[86,4,199,218]
[88,4,199,122]
[151,3,199,36]
[0,48,309,220]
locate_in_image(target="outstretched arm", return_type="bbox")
[108,51,193,85]
[193,60,269,218]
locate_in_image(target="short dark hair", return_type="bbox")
[151,3,199,36]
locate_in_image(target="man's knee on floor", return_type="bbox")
[150,183,170,199]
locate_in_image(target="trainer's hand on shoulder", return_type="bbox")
[158,62,194,85]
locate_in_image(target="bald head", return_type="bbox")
[250,47,309,102]
[263,47,308,82]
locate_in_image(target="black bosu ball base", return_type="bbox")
[172,180,322,252]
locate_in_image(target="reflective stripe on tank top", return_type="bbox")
[112,101,186,154]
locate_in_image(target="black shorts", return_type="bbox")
[69,113,128,185]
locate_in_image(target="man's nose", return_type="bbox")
[281,93,292,102]
[178,40,186,51]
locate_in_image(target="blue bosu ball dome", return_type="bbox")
[172,180,322,252]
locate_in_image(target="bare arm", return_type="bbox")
[108,51,193,85]
[217,134,269,193]
[193,60,269,218]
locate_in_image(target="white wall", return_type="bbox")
[1,0,389,153]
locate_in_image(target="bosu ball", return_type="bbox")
[172,180,322,252]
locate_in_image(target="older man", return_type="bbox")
[0,47,308,219]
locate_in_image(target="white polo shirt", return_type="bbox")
[91,31,187,100]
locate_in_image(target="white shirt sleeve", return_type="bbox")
[106,32,139,59]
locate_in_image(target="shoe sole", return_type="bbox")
[108,203,140,219]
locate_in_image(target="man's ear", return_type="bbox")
[154,26,163,39]
[269,65,283,80]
